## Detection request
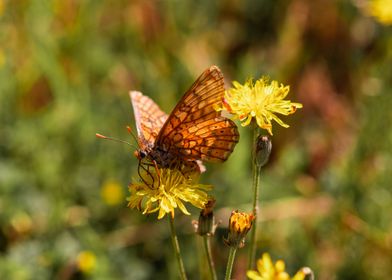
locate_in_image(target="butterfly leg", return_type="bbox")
[152,160,161,178]
[138,160,156,188]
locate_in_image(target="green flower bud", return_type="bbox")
[196,199,217,236]
[255,135,272,167]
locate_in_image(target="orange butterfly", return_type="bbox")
[130,65,239,176]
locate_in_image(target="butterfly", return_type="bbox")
[130,65,239,178]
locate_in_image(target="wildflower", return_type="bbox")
[218,77,302,135]
[368,0,392,25]
[101,180,124,206]
[224,210,254,248]
[0,0,4,17]
[247,253,308,280]
[127,167,212,219]
[77,251,96,274]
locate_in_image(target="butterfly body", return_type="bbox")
[130,66,239,175]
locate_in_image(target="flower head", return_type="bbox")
[368,0,392,25]
[77,251,97,274]
[127,167,212,219]
[101,180,124,206]
[224,210,255,248]
[218,77,302,135]
[247,253,310,280]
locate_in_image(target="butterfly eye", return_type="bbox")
[134,150,146,160]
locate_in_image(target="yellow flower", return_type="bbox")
[127,167,212,219]
[219,77,302,135]
[0,0,4,17]
[224,210,255,248]
[247,253,308,280]
[101,180,124,206]
[77,251,96,274]
[369,0,392,25]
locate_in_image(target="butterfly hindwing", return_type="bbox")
[155,66,239,163]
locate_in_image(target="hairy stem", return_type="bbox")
[203,235,218,280]
[247,124,262,270]
[224,247,238,280]
[169,216,188,280]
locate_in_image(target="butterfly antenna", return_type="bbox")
[96,133,137,149]
[126,126,141,148]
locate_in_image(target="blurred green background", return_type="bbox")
[1,0,392,279]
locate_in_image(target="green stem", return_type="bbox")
[224,247,238,280]
[169,216,188,280]
[203,235,217,280]
[247,124,261,270]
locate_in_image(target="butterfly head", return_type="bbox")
[134,149,147,160]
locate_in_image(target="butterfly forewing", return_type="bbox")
[130,91,168,150]
[155,66,239,163]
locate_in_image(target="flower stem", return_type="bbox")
[203,235,217,280]
[247,123,262,270]
[224,247,238,280]
[169,216,188,280]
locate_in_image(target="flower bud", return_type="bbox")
[224,210,255,248]
[194,199,217,236]
[255,135,272,167]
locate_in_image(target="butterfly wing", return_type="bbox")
[155,66,239,163]
[130,91,168,150]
